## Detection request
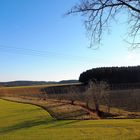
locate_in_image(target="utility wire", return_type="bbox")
[0,45,101,63]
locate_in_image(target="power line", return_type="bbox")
[0,45,100,63]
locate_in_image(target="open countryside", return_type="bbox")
[0,0,140,140]
[1,66,140,139]
[0,99,140,140]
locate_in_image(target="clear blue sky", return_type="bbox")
[0,0,140,82]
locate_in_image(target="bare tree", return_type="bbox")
[67,0,140,48]
[82,91,91,109]
[87,80,109,116]
[67,86,79,104]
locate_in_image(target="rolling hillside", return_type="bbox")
[0,99,140,140]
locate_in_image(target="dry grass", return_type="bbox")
[2,96,140,120]
[0,84,140,119]
[1,96,99,120]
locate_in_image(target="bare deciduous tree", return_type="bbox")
[67,0,140,48]
[87,80,109,116]
[67,86,79,104]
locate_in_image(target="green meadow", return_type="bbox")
[0,99,140,140]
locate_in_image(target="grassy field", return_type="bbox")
[0,99,140,140]
[0,83,80,98]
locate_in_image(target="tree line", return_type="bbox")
[79,66,140,85]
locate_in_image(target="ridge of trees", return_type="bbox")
[79,66,140,84]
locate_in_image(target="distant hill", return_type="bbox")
[59,80,79,84]
[0,80,79,87]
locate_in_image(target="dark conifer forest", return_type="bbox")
[79,66,140,85]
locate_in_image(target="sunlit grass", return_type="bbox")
[0,99,140,140]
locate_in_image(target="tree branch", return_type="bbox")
[118,0,140,13]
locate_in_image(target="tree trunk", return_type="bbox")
[86,101,89,109]
[107,105,110,113]
[71,100,74,105]
[95,103,101,116]
[107,99,111,113]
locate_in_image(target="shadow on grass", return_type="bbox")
[0,118,81,135]
[0,118,55,135]
[48,120,81,128]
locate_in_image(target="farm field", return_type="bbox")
[0,99,140,140]
[0,83,81,98]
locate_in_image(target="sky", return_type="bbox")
[0,0,140,82]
